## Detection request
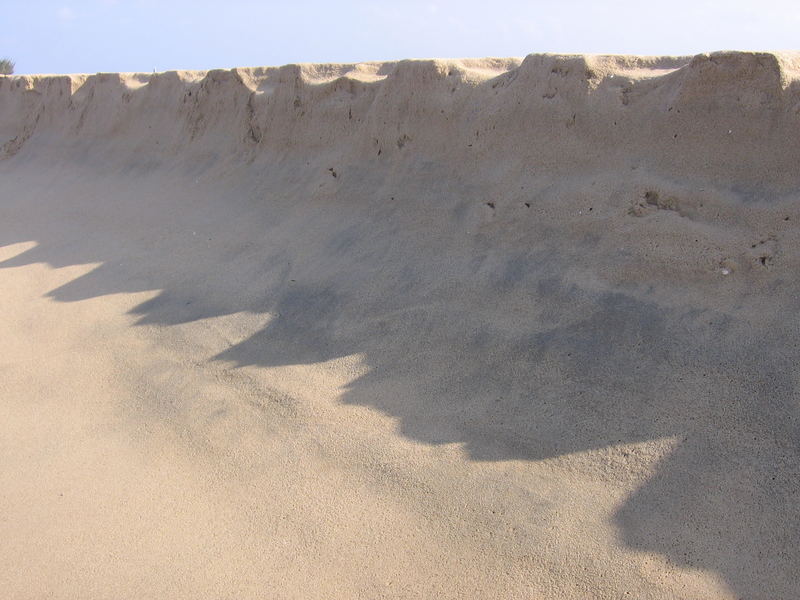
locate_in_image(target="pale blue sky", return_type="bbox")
[2,0,799,74]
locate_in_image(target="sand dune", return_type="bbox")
[1,51,799,598]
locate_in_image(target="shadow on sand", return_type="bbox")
[1,161,798,598]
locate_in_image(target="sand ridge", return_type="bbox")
[1,52,799,598]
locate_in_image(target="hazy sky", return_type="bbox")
[2,0,799,74]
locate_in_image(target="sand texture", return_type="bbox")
[2,51,800,598]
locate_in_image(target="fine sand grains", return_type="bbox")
[1,52,799,599]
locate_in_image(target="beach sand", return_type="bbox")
[1,52,799,598]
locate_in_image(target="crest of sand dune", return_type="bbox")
[1,51,799,598]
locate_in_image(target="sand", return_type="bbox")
[1,51,799,598]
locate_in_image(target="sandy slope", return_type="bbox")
[1,51,799,598]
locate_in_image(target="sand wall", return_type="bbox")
[3,52,800,187]
[1,52,799,599]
